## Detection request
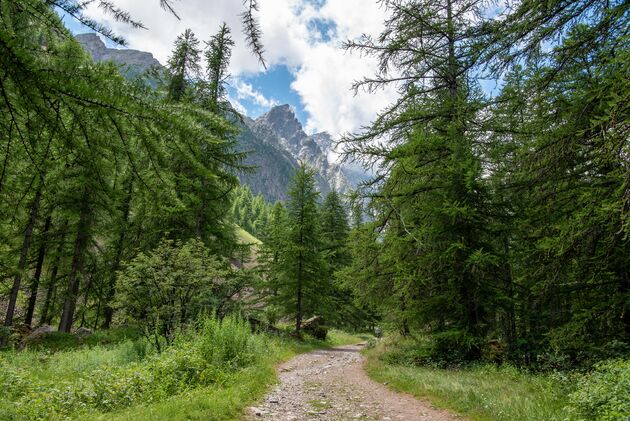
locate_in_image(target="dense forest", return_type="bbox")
[0,0,628,419]
[339,0,630,369]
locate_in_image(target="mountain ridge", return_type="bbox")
[75,33,363,202]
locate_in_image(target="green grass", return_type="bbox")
[364,339,572,421]
[235,225,262,245]
[21,326,142,352]
[2,340,147,383]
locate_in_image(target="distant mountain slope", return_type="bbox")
[75,34,366,202]
[76,33,162,78]
[235,116,298,202]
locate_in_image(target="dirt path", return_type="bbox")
[247,343,459,420]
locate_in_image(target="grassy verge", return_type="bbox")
[0,323,365,420]
[102,330,367,421]
[364,338,572,421]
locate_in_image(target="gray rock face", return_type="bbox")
[251,105,354,197]
[19,324,54,349]
[236,116,299,202]
[75,33,162,77]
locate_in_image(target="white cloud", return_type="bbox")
[254,0,397,137]
[79,0,398,138]
[233,79,278,108]
[226,93,247,115]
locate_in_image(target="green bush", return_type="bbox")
[567,359,630,420]
[431,329,481,363]
[1,315,263,419]
[380,335,433,366]
[116,239,238,350]
[381,331,481,367]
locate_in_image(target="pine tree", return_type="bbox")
[269,164,325,334]
[203,23,235,114]
[167,29,201,102]
[258,202,289,298]
[320,190,350,272]
[341,0,495,355]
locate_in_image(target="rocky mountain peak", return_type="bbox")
[75,33,107,59]
[310,132,334,153]
[257,104,306,146]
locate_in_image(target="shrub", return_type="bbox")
[431,329,482,363]
[567,359,630,420]
[380,336,434,366]
[116,239,240,350]
[380,330,481,368]
[196,316,260,370]
[2,315,263,419]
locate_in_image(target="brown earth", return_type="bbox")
[247,343,460,421]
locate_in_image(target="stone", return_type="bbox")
[18,324,54,349]
[23,324,53,341]
[75,326,93,337]
[301,316,328,340]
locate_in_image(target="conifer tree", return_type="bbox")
[342,0,494,354]
[258,202,289,299]
[269,164,325,334]
[167,29,201,102]
[203,23,235,114]
[320,190,350,271]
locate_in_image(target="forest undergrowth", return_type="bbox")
[0,318,363,420]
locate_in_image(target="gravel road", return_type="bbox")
[247,343,459,420]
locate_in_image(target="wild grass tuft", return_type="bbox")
[365,337,574,421]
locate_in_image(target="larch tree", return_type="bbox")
[270,164,326,335]
[167,29,202,102]
[341,0,495,356]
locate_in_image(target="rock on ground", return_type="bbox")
[247,343,459,420]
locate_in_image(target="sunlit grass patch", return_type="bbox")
[364,338,572,421]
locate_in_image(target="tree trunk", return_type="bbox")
[4,184,42,327]
[79,272,94,328]
[39,222,66,326]
[58,195,91,333]
[295,231,304,335]
[102,177,132,328]
[24,215,52,326]
[196,178,207,238]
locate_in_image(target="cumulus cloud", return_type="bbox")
[233,79,278,108]
[79,0,398,137]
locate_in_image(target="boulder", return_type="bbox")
[248,317,282,335]
[75,326,93,337]
[18,324,54,349]
[24,324,53,341]
[302,316,328,340]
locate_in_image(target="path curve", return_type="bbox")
[247,343,459,420]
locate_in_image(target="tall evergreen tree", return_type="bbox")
[203,23,235,114]
[167,29,201,102]
[268,164,325,334]
[341,0,494,354]
[320,190,350,272]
